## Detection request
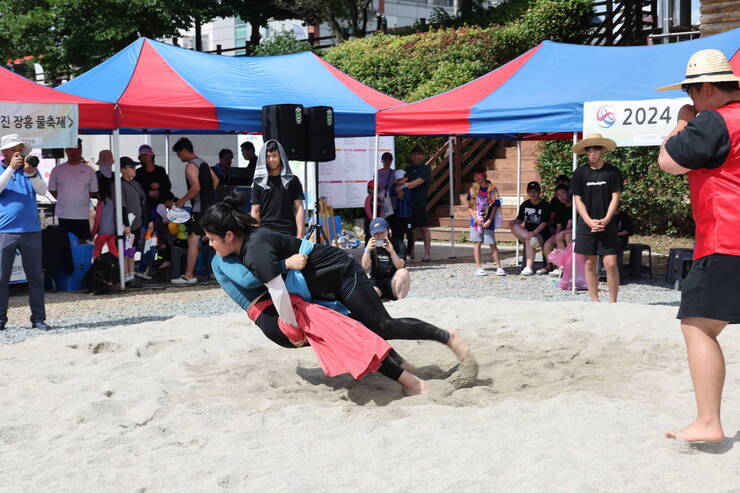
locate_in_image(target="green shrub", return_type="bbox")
[536,140,694,236]
[251,30,314,56]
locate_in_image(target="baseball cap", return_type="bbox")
[138,144,155,157]
[120,156,138,169]
[526,181,541,191]
[367,179,375,189]
[394,169,406,180]
[369,217,389,235]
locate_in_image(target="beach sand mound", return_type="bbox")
[2,298,740,491]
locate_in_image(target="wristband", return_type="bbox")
[364,247,373,253]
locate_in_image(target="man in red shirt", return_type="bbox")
[658,49,740,443]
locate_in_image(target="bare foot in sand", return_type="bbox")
[399,372,429,396]
[665,421,724,443]
[447,329,470,361]
[401,361,418,373]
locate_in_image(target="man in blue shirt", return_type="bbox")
[0,134,51,331]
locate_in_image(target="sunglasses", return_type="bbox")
[584,146,604,152]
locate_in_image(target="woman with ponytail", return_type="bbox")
[203,195,477,394]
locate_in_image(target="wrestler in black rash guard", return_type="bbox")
[242,228,450,345]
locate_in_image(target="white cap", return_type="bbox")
[0,134,32,154]
[394,169,406,180]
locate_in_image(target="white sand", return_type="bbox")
[2,297,740,492]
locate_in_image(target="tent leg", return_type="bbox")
[572,131,578,295]
[164,134,170,174]
[111,130,126,291]
[516,140,521,266]
[372,134,380,218]
[448,136,456,259]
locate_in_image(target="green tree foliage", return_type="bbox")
[250,30,314,56]
[291,0,374,41]
[0,0,223,79]
[222,0,296,49]
[323,0,594,102]
[536,140,693,236]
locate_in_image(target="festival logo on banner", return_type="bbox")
[595,105,617,128]
[0,102,78,148]
[583,98,691,147]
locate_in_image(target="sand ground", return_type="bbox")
[2,297,740,492]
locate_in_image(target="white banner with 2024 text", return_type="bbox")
[583,98,691,147]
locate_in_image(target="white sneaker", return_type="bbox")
[135,271,151,280]
[549,268,562,278]
[529,237,540,248]
[495,267,506,276]
[474,268,488,276]
[536,268,548,275]
[171,275,197,285]
[520,267,534,276]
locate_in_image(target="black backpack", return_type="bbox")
[82,252,120,295]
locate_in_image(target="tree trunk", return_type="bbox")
[249,20,262,48]
[195,18,202,51]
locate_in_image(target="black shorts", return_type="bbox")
[371,278,396,301]
[574,227,620,256]
[187,212,204,237]
[411,208,429,228]
[678,254,740,324]
[58,218,91,241]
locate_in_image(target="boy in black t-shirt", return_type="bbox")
[509,181,550,276]
[361,217,410,301]
[570,133,623,302]
[250,140,305,237]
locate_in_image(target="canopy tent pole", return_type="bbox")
[111,129,126,291]
[448,136,456,259]
[515,140,521,266]
[164,134,170,174]
[372,134,380,218]
[572,132,578,295]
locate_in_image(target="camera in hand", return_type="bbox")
[21,154,39,167]
[375,239,386,247]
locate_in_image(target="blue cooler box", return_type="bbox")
[52,233,94,291]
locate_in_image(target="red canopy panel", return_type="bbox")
[0,66,115,129]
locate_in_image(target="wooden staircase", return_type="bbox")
[426,140,542,243]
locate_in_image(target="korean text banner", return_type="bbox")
[0,102,78,148]
[583,98,691,147]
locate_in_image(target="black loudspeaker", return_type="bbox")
[42,148,64,159]
[304,106,336,162]
[261,104,306,160]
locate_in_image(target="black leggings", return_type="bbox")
[338,262,450,345]
[254,302,406,380]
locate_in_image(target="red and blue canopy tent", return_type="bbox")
[376,29,740,288]
[0,65,115,129]
[57,37,402,136]
[55,37,404,287]
[377,28,739,137]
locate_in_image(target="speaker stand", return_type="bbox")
[303,161,328,245]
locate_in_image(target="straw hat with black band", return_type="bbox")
[572,133,617,155]
[657,49,740,92]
